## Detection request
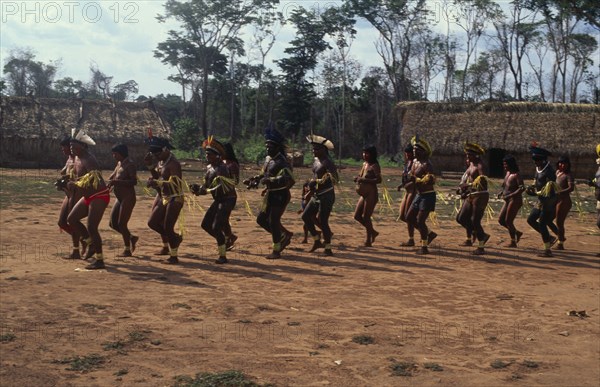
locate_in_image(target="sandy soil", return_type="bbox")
[0,165,599,386]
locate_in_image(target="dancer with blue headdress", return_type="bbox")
[245,126,294,259]
[526,143,559,257]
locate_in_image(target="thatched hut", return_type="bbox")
[0,96,172,169]
[397,102,600,178]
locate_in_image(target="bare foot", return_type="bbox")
[130,236,138,253]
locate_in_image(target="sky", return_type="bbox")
[1,1,597,99]
[0,0,384,97]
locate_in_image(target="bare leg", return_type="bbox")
[87,200,107,254]
[117,197,136,249]
[554,198,571,248]
[456,199,473,245]
[501,198,522,247]
[361,194,378,246]
[67,198,89,259]
[399,193,415,245]
[354,196,368,244]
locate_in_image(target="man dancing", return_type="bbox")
[405,136,437,255]
[456,142,490,255]
[66,129,109,269]
[587,144,600,256]
[498,155,524,247]
[303,134,338,256]
[397,143,416,246]
[191,137,236,264]
[107,144,138,257]
[56,135,79,258]
[145,135,184,264]
[246,127,294,259]
[526,143,558,257]
[223,142,240,250]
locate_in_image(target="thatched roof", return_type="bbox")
[0,96,171,141]
[0,96,172,168]
[397,101,600,156]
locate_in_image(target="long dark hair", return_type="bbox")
[557,155,571,173]
[224,143,239,164]
[363,145,378,163]
[503,154,519,172]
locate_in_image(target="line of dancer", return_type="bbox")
[55,127,599,269]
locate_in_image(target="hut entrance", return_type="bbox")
[488,148,507,177]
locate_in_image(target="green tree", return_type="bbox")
[154,0,279,139]
[347,0,430,102]
[171,117,201,153]
[492,0,542,100]
[2,48,57,97]
[276,7,331,136]
[53,77,86,98]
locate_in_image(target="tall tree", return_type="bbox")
[348,0,430,102]
[2,48,57,97]
[525,32,550,101]
[247,7,284,133]
[492,0,542,100]
[276,7,330,136]
[412,30,446,100]
[451,0,501,100]
[568,33,598,101]
[321,5,357,159]
[155,0,279,138]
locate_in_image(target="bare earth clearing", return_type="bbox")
[1,164,598,386]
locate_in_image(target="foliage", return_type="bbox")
[232,134,267,164]
[53,354,105,372]
[172,118,201,153]
[173,370,265,387]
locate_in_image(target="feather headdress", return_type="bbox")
[464,142,485,156]
[306,134,334,151]
[410,135,432,157]
[202,135,225,157]
[70,128,96,146]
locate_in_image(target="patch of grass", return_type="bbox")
[129,330,149,342]
[103,340,127,354]
[522,360,539,368]
[103,328,150,354]
[352,335,374,345]
[0,172,65,208]
[390,361,416,377]
[424,362,444,371]
[54,353,105,372]
[1,333,16,342]
[173,370,267,387]
[172,303,192,310]
[491,359,512,369]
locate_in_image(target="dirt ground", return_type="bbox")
[0,164,599,386]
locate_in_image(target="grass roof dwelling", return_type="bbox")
[397,102,600,178]
[0,96,172,169]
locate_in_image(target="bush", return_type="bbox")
[233,134,267,164]
[172,118,201,154]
